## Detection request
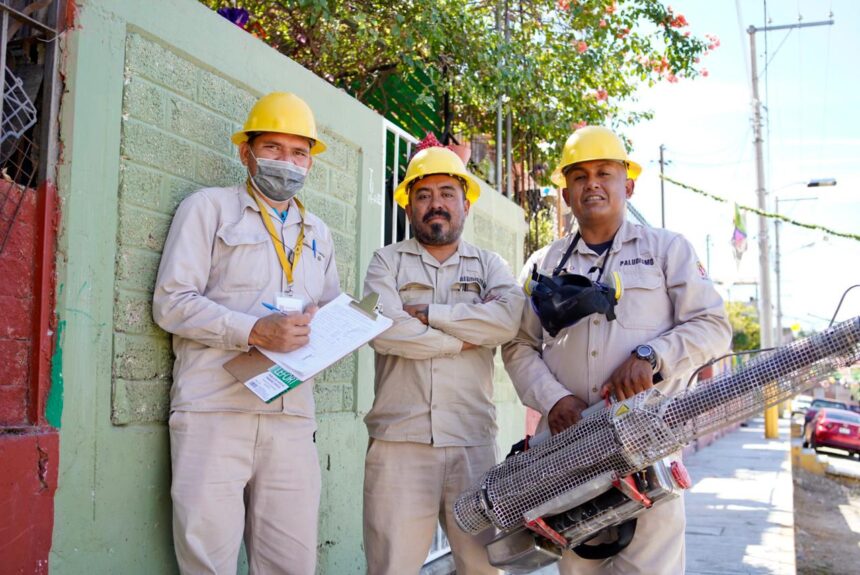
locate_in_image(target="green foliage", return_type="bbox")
[726,301,761,352]
[202,0,711,175]
[525,200,558,258]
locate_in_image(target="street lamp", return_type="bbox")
[774,178,837,345]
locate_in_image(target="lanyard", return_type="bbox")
[246,181,305,288]
[553,230,615,283]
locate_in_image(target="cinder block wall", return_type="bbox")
[113,32,361,424]
[52,0,527,573]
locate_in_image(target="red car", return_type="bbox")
[803,408,860,458]
[803,398,849,428]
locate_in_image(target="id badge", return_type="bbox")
[275,292,306,315]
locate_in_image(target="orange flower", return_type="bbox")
[576,40,588,53]
[670,14,688,28]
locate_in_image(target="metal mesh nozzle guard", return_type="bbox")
[455,317,860,535]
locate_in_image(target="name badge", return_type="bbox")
[275,292,306,315]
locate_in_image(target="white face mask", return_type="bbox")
[249,152,309,202]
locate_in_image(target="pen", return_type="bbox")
[312,239,317,258]
[262,302,282,313]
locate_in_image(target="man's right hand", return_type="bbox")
[547,395,588,435]
[248,311,315,352]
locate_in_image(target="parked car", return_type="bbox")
[803,408,860,458]
[803,398,849,429]
[790,394,813,415]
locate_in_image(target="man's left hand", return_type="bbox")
[403,304,429,325]
[600,355,655,401]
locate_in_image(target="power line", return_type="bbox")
[661,175,860,242]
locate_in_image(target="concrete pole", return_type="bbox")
[504,0,513,199]
[774,198,782,346]
[495,1,503,194]
[659,144,666,228]
[748,26,778,439]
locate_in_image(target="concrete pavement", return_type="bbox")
[684,417,794,575]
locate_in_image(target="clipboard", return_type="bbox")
[224,292,391,402]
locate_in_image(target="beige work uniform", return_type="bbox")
[153,184,340,575]
[502,220,731,575]
[363,238,525,575]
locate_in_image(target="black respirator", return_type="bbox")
[525,265,623,337]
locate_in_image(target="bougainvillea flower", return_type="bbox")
[217,7,249,28]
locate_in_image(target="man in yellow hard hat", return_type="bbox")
[502,125,731,574]
[362,136,525,575]
[153,92,339,574]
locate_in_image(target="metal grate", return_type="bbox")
[455,316,860,536]
[382,120,416,247]
[0,0,62,254]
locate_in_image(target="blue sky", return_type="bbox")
[623,0,860,334]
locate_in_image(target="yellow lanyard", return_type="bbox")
[247,181,305,288]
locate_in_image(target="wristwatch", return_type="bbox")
[633,344,658,372]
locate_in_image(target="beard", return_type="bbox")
[411,209,464,246]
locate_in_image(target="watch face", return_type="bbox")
[637,345,653,358]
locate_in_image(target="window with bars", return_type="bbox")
[1,0,61,253]
[0,0,62,426]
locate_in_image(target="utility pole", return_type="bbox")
[747,17,833,439]
[659,144,666,228]
[705,234,711,273]
[495,1,503,195]
[504,0,513,199]
[774,181,834,344]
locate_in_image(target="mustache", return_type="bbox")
[423,209,451,223]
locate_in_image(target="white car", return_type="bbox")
[791,394,813,415]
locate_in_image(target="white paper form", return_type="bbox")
[259,292,392,381]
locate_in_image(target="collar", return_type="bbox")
[569,219,643,255]
[239,184,314,228]
[395,237,479,260]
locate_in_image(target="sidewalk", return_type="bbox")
[684,416,794,575]
[523,416,794,575]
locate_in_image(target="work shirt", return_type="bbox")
[502,219,731,422]
[364,238,525,447]
[153,184,340,416]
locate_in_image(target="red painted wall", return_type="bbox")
[0,181,60,574]
[0,182,37,424]
[0,432,58,575]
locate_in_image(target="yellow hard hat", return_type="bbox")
[394,147,481,208]
[231,92,326,154]
[550,126,641,186]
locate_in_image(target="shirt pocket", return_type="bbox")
[398,281,434,305]
[615,267,666,330]
[214,225,272,292]
[450,281,483,305]
[300,234,329,301]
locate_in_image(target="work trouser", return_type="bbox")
[363,439,500,575]
[169,411,320,575]
[558,494,685,575]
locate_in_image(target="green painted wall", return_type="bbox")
[52,0,526,573]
